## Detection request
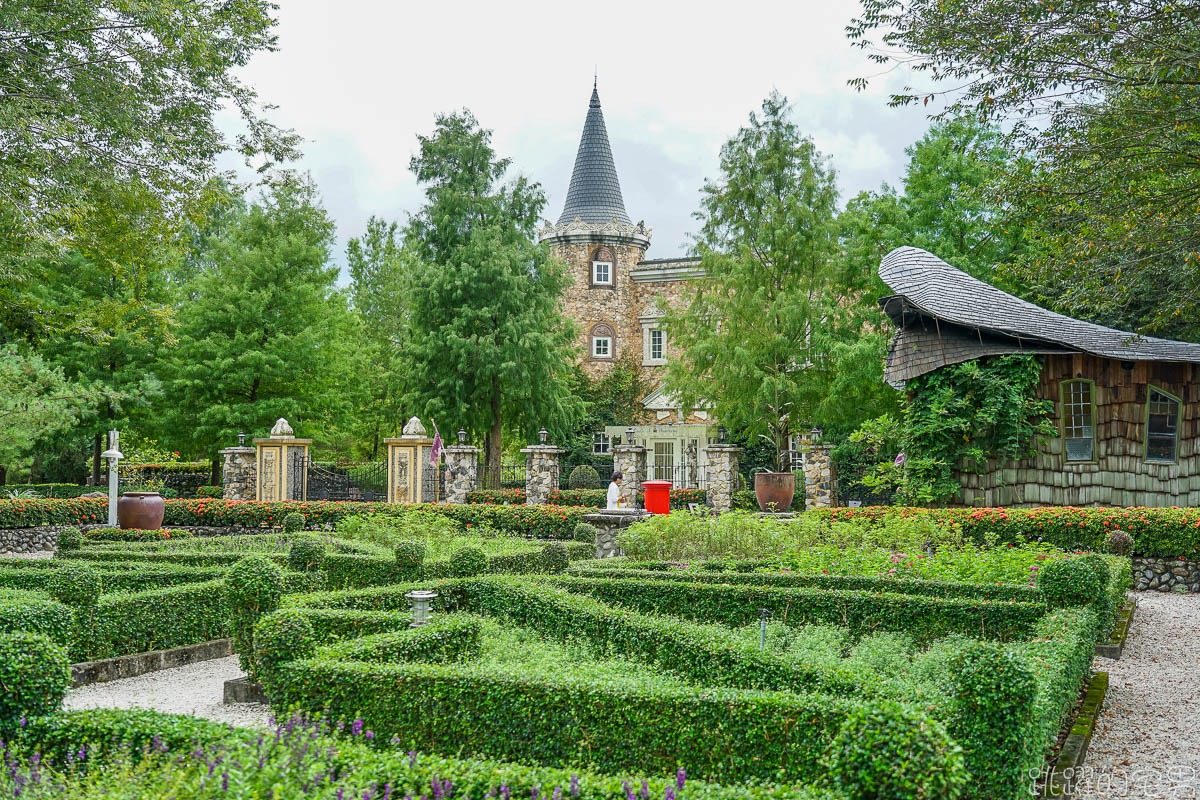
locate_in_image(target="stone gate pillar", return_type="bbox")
[522,428,563,505]
[703,443,742,513]
[443,430,479,505]
[800,431,835,509]
[254,419,310,501]
[385,417,438,504]
[612,434,647,510]
[219,434,256,500]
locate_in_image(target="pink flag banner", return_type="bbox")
[430,421,444,466]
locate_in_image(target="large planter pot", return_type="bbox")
[117,492,165,530]
[754,472,796,513]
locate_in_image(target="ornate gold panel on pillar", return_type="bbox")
[254,418,312,501]
[385,416,439,504]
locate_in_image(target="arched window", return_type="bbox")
[590,247,615,288]
[590,323,614,360]
[1061,379,1095,462]
[1146,386,1181,463]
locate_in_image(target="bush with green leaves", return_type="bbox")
[947,642,1037,799]
[0,595,74,647]
[196,485,223,499]
[0,632,71,732]
[572,522,599,543]
[540,542,570,574]
[45,562,103,608]
[825,700,967,800]
[287,537,325,573]
[447,546,489,578]
[1037,556,1105,607]
[253,608,316,695]
[224,556,285,677]
[55,527,82,551]
[394,540,426,570]
[282,512,305,533]
[567,465,603,489]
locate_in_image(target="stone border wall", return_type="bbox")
[1133,556,1200,592]
[0,526,58,555]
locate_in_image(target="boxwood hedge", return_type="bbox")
[0,593,73,647]
[322,542,594,589]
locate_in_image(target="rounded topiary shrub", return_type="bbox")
[573,522,599,543]
[1107,529,1133,556]
[567,465,603,489]
[253,608,315,694]
[196,485,223,499]
[541,542,570,574]
[1038,556,1105,607]
[948,642,1037,798]
[0,632,71,731]
[448,546,489,578]
[825,701,967,800]
[282,512,306,534]
[46,562,103,608]
[225,556,286,677]
[395,540,427,570]
[288,537,325,573]
[55,527,82,552]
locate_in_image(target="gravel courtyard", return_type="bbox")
[1076,592,1200,799]
[64,654,271,729]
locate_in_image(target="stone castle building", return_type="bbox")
[539,83,713,470]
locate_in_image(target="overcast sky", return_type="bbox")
[218,0,935,268]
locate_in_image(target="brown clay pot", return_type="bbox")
[117,492,165,530]
[754,472,796,513]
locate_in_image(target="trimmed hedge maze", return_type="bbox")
[253,558,1121,800]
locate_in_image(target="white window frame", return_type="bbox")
[591,335,612,359]
[643,327,666,365]
[592,260,613,286]
[592,433,611,455]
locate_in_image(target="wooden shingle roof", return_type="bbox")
[879,246,1200,384]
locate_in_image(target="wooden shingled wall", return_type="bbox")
[959,354,1200,507]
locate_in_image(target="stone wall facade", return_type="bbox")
[0,526,57,554]
[704,444,742,512]
[1133,557,1200,592]
[584,510,646,558]
[522,445,564,505]
[611,443,646,509]
[443,445,479,504]
[219,446,257,501]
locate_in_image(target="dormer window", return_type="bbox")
[592,261,612,285]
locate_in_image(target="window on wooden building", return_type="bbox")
[1146,386,1181,463]
[1062,380,1095,462]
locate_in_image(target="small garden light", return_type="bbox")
[457,429,467,445]
[99,429,124,527]
[539,427,548,445]
[759,608,772,649]
[237,432,247,447]
[405,590,439,628]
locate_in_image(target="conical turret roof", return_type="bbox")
[556,82,631,226]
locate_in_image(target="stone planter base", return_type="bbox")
[1042,672,1108,798]
[1094,600,1136,660]
[223,676,268,705]
[585,510,648,559]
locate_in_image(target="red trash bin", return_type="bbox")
[641,480,673,515]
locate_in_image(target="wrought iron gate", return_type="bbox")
[304,460,386,502]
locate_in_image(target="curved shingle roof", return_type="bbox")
[556,84,631,226]
[879,246,1200,382]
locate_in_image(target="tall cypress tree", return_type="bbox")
[399,110,580,482]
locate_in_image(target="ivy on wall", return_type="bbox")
[896,355,1055,504]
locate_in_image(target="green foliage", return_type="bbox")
[399,109,581,478]
[0,595,74,648]
[573,522,599,543]
[195,486,223,499]
[0,632,71,731]
[55,527,83,551]
[662,93,852,469]
[0,347,99,468]
[540,542,570,574]
[894,356,1055,504]
[224,557,285,677]
[1037,557,1105,608]
[252,608,315,694]
[45,563,103,608]
[281,512,305,534]
[567,465,602,489]
[447,547,489,578]
[825,700,967,800]
[394,540,426,569]
[83,528,192,543]
[1107,529,1134,556]
[314,615,484,667]
[948,643,1037,799]
[287,537,324,573]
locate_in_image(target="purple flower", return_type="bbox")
[500,785,511,800]
[676,769,686,791]
[639,780,650,800]
[569,776,580,798]
[623,781,635,800]
[894,452,907,467]
[664,789,676,800]
[409,751,418,768]
[365,730,375,740]
[222,773,229,791]
[351,719,364,737]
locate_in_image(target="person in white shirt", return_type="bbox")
[606,472,623,509]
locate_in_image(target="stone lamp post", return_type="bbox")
[99,429,123,527]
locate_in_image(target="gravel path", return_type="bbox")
[64,655,272,729]
[1076,592,1200,799]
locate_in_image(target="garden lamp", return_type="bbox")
[405,590,439,628]
[99,429,124,527]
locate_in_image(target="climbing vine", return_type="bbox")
[891,355,1055,505]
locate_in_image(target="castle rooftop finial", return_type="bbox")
[558,79,630,226]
